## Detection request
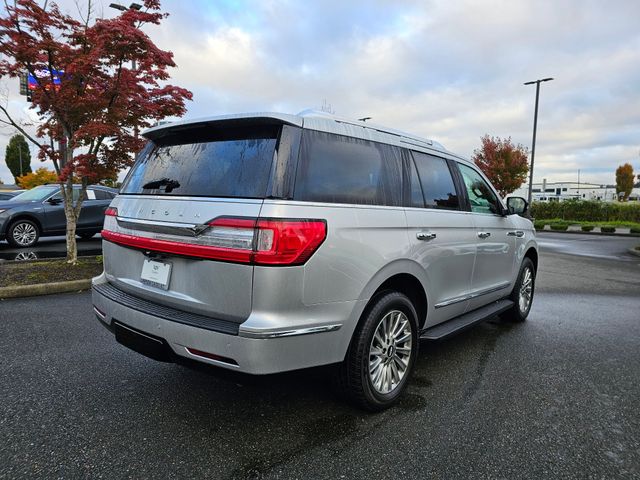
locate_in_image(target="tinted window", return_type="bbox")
[51,188,80,202]
[412,153,460,210]
[121,128,278,198]
[93,189,113,200]
[406,154,425,208]
[458,163,501,214]
[294,130,402,206]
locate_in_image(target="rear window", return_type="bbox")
[412,152,460,210]
[121,126,279,198]
[293,130,402,206]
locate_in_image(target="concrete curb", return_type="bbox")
[0,279,92,299]
[627,248,640,258]
[535,229,640,238]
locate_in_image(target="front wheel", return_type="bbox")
[7,219,40,248]
[336,291,419,411]
[502,257,536,322]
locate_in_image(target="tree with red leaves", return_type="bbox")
[472,135,529,198]
[0,0,192,262]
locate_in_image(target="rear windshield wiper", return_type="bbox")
[141,178,181,193]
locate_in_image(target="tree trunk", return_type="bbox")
[59,136,88,265]
[63,175,79,264]
[65,201,78,263]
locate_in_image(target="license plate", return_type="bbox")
[140,259,172,290]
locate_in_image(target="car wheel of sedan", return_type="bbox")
[336,291,419,411]
[7,219,40,248]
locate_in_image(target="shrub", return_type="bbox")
[600,226,616,233]
[631,228,640,234]
[550,224,568,231]
[534,221,546,230]
[530,200,640,223]
[581,225,594,232]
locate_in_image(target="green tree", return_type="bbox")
[615,163,634,201]
[4,134,32,182]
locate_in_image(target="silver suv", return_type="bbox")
[92,111,537,410]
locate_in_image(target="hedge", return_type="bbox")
[530,200,640,223]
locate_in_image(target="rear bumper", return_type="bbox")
[92,275,361,374]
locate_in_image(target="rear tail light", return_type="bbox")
[102,217,327,266]
[105,207,118,217]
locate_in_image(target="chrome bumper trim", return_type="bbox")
[239,324,342,339]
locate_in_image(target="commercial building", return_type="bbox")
[510,180,639,202]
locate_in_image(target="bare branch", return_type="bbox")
[0,105,43,148]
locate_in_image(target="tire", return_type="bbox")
[78,232,96,240]
[502,257,536,322]
[336,291,419,411]
[7,219,40,248]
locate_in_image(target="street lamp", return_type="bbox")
[524,77,553,204]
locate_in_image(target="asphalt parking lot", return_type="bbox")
[1,232,639,479]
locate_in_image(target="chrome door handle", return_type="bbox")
[507,230,525,237]
[477,232,491,239]
[416,232,437,241]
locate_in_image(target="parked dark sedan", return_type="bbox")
[0,184,117,247]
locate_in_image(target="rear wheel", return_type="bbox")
[502,257,536,322]
[7,219,40,248]
[336,291,418,411]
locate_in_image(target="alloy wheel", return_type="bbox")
[12,222,38,247]
[368,310,413,395]
[519,266,533,313]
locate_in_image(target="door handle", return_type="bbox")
[416,232,437,241]
[507,230,525,237]
[477,232,491,239]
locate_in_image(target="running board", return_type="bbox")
[420,299,514,341]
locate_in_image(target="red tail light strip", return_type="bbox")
[101,216,327,266]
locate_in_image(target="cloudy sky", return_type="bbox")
[1,0,639,186]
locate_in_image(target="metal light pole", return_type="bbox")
[524,77,553,204]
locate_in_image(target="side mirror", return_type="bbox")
[506,196,528,215]
[47,197,63,206]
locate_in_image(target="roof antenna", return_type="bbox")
[358,117,372,122]
[320,99,335,114]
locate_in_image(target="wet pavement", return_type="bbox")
[0,233,639,479]
[536,231,640,261]
[0,235,102,261]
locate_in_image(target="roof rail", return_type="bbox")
[297,109,445,151]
